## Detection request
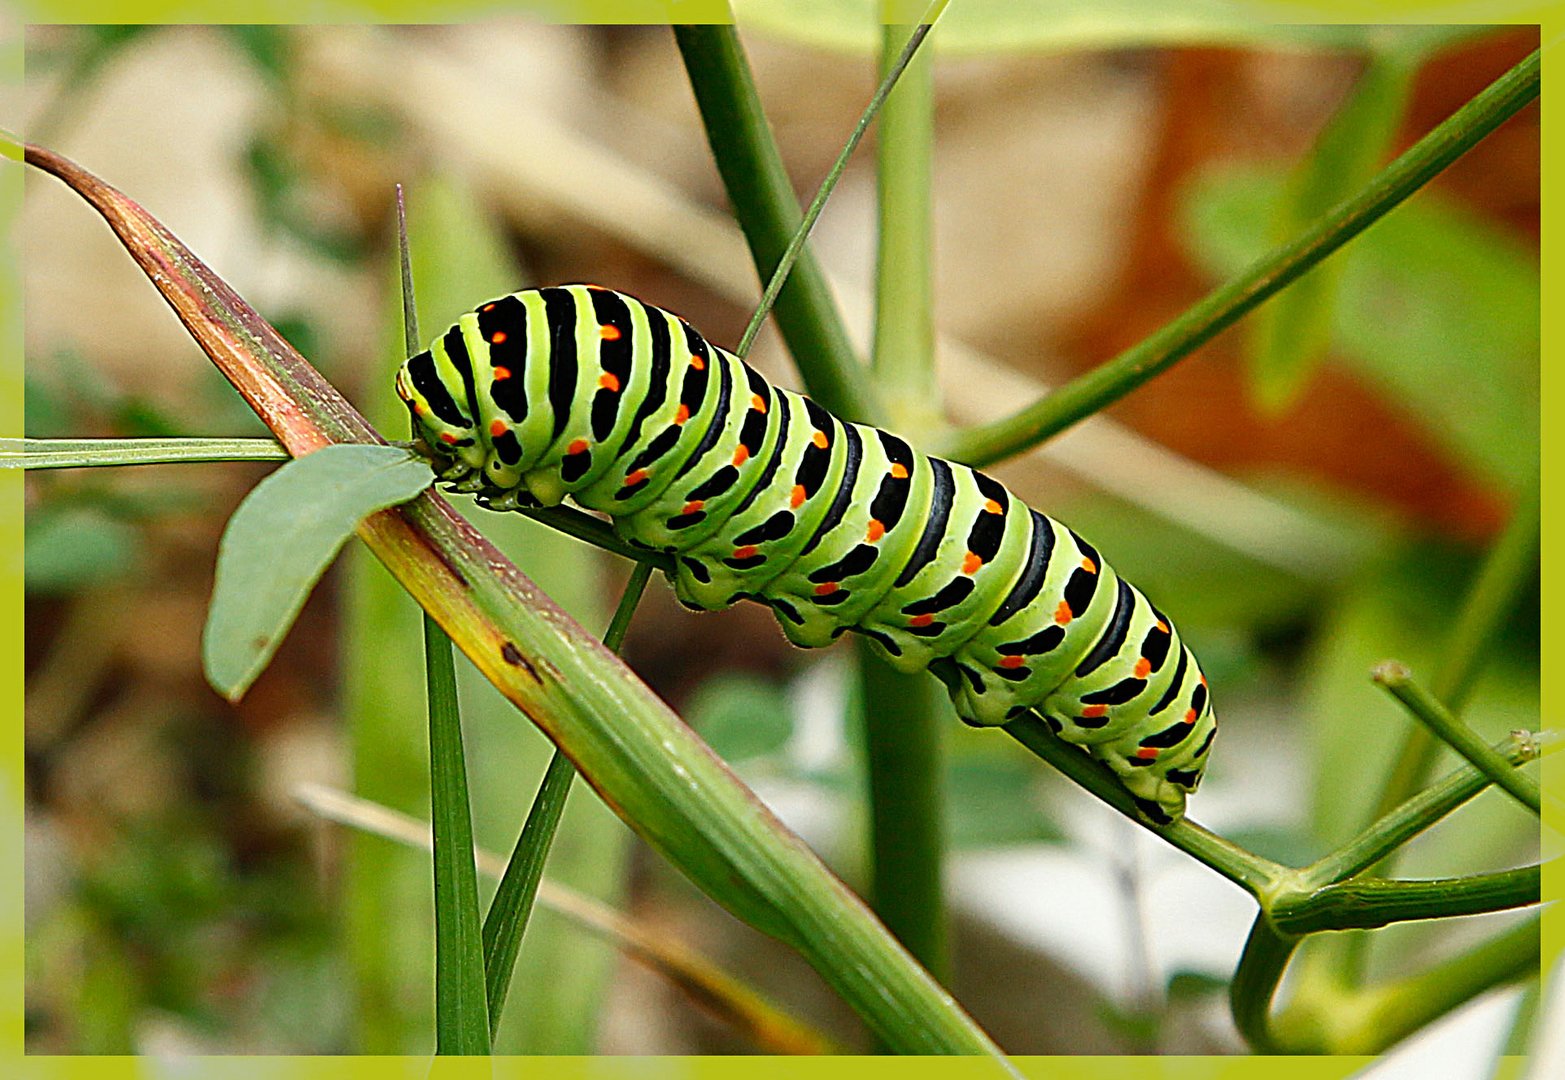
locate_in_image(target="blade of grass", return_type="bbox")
[1,435,288,468]
[942,47,1540,466]
[482,562,652,1036]
[399,188,490,1055]
[294,782,842,1055]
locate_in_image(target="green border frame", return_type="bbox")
[3,0,1554,1075]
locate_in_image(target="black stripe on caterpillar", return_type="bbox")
[396,284,1217,824]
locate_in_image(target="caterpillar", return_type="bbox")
[396,285,1216,824]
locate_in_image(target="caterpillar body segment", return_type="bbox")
[396,285,1217,824]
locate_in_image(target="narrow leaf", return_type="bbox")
[3,435,289,469]
[425,608,491,1054]
[203,443,432,700]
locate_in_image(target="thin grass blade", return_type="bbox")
[2,436,288,469]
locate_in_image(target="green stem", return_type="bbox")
[1370,477,1540,822]
[1374,664,1541,816]
[480,563,653,1035]
[942,47,1541,467]
[872,9,940,426]
[2,435,289,468]
[673,23,880,424]
[1269,865,1540,934]
[1304,730,1553,887]
[857,644,948,985]
[1229,916,1299,1053]
[735,2,947,363]
[1003,714,1282,895]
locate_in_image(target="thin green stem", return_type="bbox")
[1371,477,1540,822]
[857,645,948,985]
[3,436,289,468]
[1304,730,1554,887]
[852,6,948,1008]
[1269,865,1540,934]
[478,491,655,1037]
[942,48,1541,467]
[1003,714,1282,895]
[1229,916,1299,1053]
[1374,663,1541,816]
[735,1,948,362]
[673,24,879,424]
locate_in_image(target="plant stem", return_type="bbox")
[735,1,947,363]
[1269,865,1540,934]
[2,435,289,468]
[1374,663,1541,816]
[673,24,880,424]
[1229,916,1299,1053]
[1370,477,1540,821]
[942,47,1541,467]
[1003,714,1282,895]
[1303,730,1554,887]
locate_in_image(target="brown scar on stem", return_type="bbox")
[500,641,540,682]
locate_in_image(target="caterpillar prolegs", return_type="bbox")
[396,285,1217,824]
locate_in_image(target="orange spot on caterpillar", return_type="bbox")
[600,324,621,341]
[983,499,1003,515]
[1082,704,1109,718]
[1134,658,1152,678]
[790,485,807,508]
[439,432,458,445]
[751,394,767,413]
[962,552,983,574]
[682,500,704,515]
[599,373,621,391]
[1156,620,1169,633]
[732,445,750,467]
[865,519,885,542]
[1055,601,1073,625]
[492,366,512,381]
[1081,556,1097,573]
[491,330,508,344]
[814,581,839,596]
[1200,674,1208,687]
[1136,747,1159,761]
[623,469,649,487]
[489,420,507,437]
[691,356,706,371]
[732,544,759,560]
[909,613,935,627]
[674,405,690,425]
[811,430,829,449]
[481,302,497,312]
[566,439,589,455]
[890,463,909,480]
[1185,708,1198,725]
[998,655,1026,669]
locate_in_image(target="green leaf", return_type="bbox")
[734,0,1443,56]
[202,444,433,701]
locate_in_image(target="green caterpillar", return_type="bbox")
[397,285,1216,824]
